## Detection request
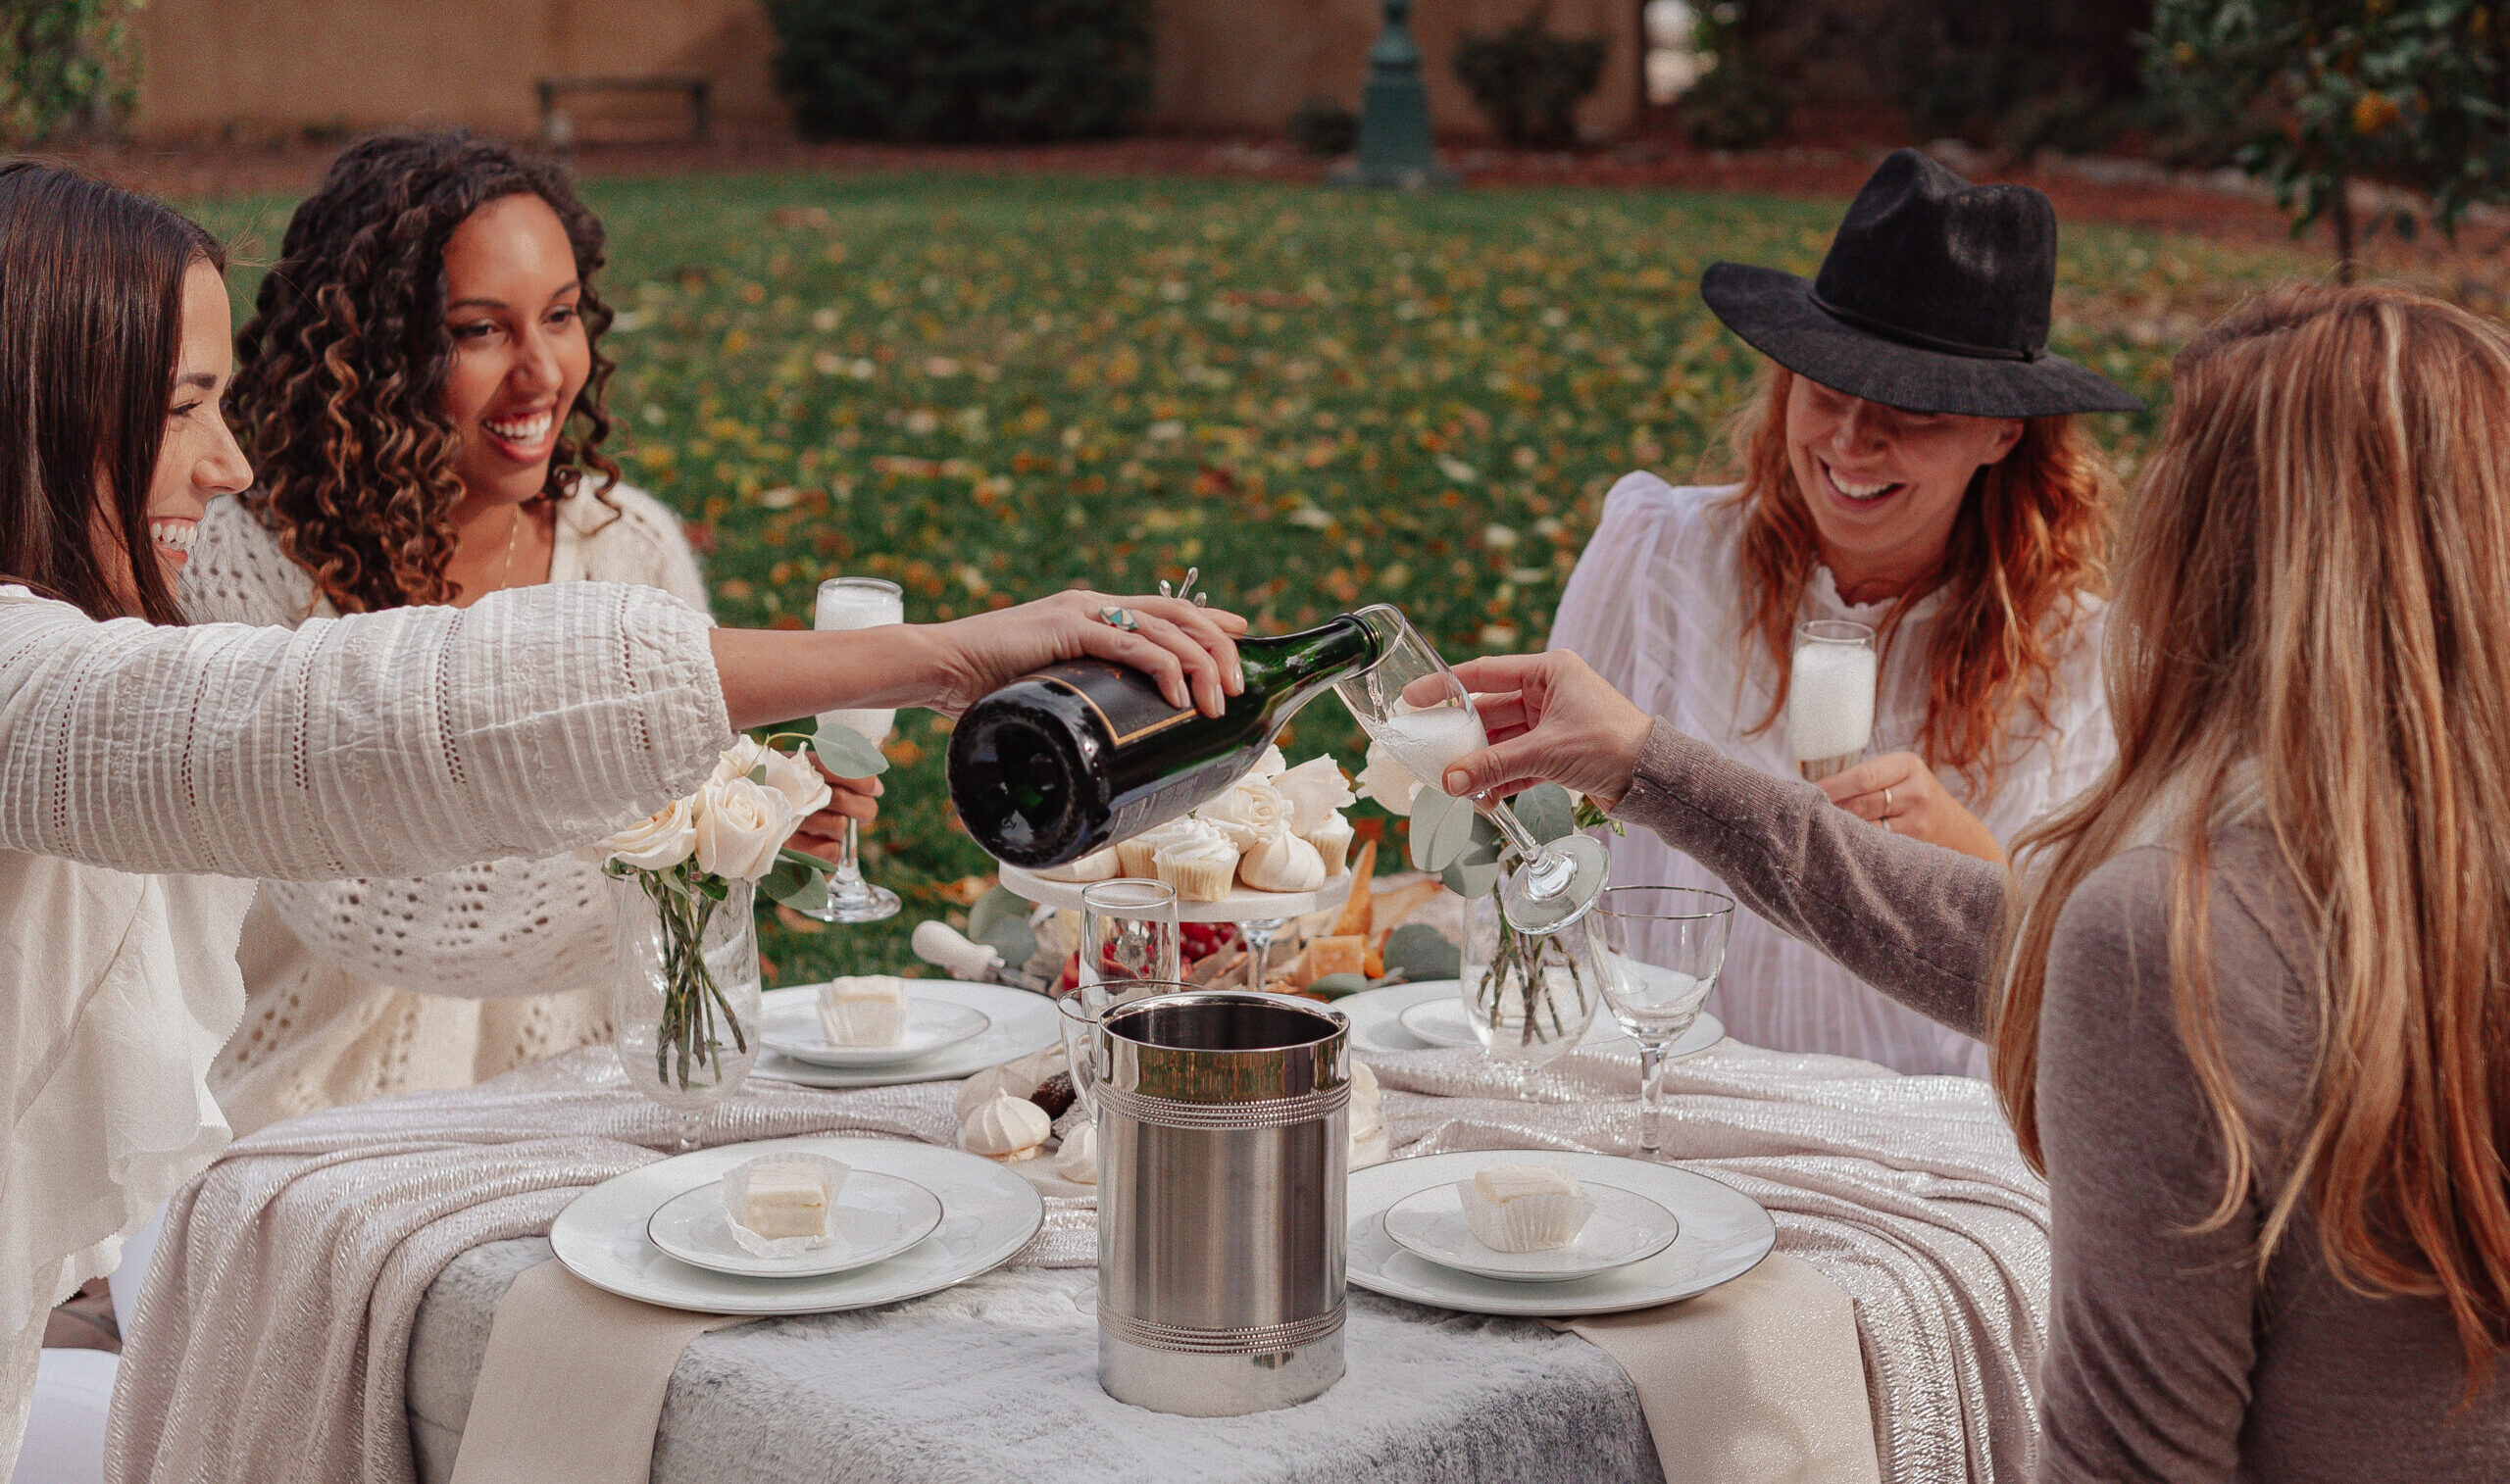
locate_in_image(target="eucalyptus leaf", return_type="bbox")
[761,852,828,911]
[968,884,1032,943]
[812,725,890,778]
[974,915,1037,966]
[1409,787,1481,872]
[1304,972,1371,1000]
[1441,856,1503,901]
[1381,922,1463,980]
[1513,782,1578,845]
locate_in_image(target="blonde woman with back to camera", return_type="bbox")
[1442,282,2510,1476]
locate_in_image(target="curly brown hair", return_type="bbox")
[1712,362,2116,798]
[229,129,624,613]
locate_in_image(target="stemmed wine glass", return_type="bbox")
[1333,604,1608,933]
[800,576,904,923]
[1591,886,1733,1155]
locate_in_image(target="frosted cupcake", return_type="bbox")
[1302,812,1354,877]
[1155,827,1241,903]
[1117,816,1211,878]
[1035,844,1120,883]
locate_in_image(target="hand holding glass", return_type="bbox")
[1593,886,1733,1155]
[1333,605,1607,932]
[802,577,905,923]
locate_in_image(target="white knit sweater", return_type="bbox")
[0,577,728,1478]
[179,484,713,1135]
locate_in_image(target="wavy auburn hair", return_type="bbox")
[1999,283,2510,1385]
[229,130,622,614]
[0,160,223,625]
[1712,364,2115,796]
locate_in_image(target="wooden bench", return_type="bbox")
[534,74,710,145]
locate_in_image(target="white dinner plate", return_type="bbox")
[1340,980,1725,1062]
[750,980,1059,1089]
[1382,1180,1681,1283]
[759,999,992,1068]
[553,1136,1042,1315]
[645,1167,945,1278]
[1347,1150,1774,1317]
[998,864,1353,924]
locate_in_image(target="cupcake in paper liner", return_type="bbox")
[1457,1165,1596,1253]
[721,1152,851,1257]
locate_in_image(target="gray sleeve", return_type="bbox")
[2034,846,2279,1483]
[1608,720,2006,1036]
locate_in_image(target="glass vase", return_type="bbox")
[1456,888,1599,1068]
[613,872,762,1151]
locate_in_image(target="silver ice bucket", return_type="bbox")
[1090,989,1349,1414]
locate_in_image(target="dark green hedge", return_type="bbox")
[764,0,1153,143]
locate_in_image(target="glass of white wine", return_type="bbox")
[800,576,904,923]
[1332,605,1607,934]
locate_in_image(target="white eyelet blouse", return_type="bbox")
[1549,474,2116,1075]
[178,482,712,1136]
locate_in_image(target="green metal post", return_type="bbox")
[1335,0,1456,188]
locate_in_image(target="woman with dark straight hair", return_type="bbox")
[0,159,1242,1474]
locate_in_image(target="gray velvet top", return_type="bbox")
[1613,721,2510,1481]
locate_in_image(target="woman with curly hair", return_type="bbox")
[182,132,862,1130]
[1549,150,2138,1075]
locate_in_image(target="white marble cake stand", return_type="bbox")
[997,865,1355,992]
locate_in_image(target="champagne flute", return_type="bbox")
[1592,886,1733,1155]
[1790,618,1877,782]
[1333,605,1608,933]
[801,576,904,923]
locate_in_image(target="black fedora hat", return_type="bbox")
[1700,149,2142,419]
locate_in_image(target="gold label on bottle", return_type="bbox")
[1034,660,1199,746]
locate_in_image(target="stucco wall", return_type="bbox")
[129,0,1640,144]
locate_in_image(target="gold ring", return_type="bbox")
[1882,786,1894,816]
[1098,605,1138,632]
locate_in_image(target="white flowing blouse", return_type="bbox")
[1551,475,2115,1075]
[0,580,728,1472]
[180,483,712,1135]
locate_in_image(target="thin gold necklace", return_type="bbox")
[493,499,541,591]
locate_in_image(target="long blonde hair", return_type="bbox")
[1712,364,2116,797]
[1999,282,2510,1382]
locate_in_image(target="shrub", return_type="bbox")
[762,0,1153,144]
[1679,57,1792,151]
[0,0,142,145]
[1453,6,1607,149]
[2144,0,2510,278]
[1287,98,1358,158]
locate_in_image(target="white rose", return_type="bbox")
[1357,739,1425,816]
[709,736,771,788]
[1198,779,1290,849]
[693,774,801,881]
[585,796,697,870]
[1247,743,1287,781]
[755,744,833,817]
[1272,756,1356,833]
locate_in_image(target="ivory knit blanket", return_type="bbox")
[106,1036,2048,1484]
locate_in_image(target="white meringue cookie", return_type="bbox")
[1034,844,1121,883]
[1273,757,1357,834]
[961,1091,1052,1161]
[1055,1120,1099,1184]
[1347,1059,1382,1147]
[1238,823,1327,893]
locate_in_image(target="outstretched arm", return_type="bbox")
[1444,650,2008,1037]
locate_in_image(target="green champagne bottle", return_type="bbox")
[946,611,1396,868]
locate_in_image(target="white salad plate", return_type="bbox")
[1347,1150,1775,1317]
[998,864,1352,924]
[1382,1179,1682,1283]
[1342,980,1725,1062]
[553,1136,1042,1315]
[645,1167,945,1278]
[759,999,992,1068]
[750,980,1059,1090]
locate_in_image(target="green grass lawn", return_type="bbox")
[181,173,2319,985]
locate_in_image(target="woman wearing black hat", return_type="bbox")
[1550,149,2140,1076]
